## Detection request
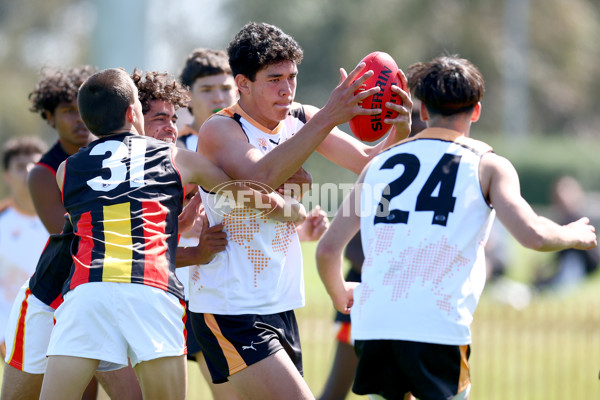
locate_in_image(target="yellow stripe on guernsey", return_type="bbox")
[102,203,133,281]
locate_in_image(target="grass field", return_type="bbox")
[2,240,599,399]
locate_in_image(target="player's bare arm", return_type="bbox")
[296,205,330,242]
[175,147,306,224]
[28,165,67,234]
[176,211,227,268]
[316,170,366,314]
[177,192,202,234]
[311,76,413,175]
[481,152,597,251]
[198,63,382,188]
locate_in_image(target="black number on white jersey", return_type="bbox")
[374,153,461,226]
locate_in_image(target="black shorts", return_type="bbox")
[189,310,303,383]
[184,302,202,360]
[353,340,470,400]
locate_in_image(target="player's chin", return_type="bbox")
[274,103,291,115]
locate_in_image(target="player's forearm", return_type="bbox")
[526,216,593,252]
[175,246,203,268]
[250,120,334,189]
[260,193,307,224]
[316,245,347,298]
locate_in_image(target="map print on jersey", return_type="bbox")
[223,206,296,287]
[361,225,471,319]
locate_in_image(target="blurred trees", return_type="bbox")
[0,0,598,199]
[224,0,600,137]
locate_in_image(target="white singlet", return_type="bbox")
[353,128,495,345]
[0,207,48,342]
[188,103,305,315]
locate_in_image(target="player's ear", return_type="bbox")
[471,102,481,122]
[125,104,135,123]
[44,110,56,128]
[235,74,251,95]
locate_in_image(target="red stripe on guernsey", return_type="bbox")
[36,162,57,176]
[71,211,93,288]
[60,162,67,204]
[180,299,188,355]
[49,294,64,310]
[142,201,169,290]
[170,147,185,211]
[7,288,33,371]
[172,147,184,248]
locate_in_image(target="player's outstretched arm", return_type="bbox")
[316,171,365,314]
[175,147,306,224]
[198,63,383,190]
[482,153,597,251]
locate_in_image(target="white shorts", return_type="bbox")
[47,282,187,371]
[4,281,55,374]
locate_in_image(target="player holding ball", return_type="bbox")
[188,22,412,400]
[317,55,597,400]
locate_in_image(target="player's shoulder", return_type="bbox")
[198,108,248,148]
[29,161,57,183]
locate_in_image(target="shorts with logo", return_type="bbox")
[47,282,187,371]
[353,339,470,400]
[4,281,55,374]
[190,310,303,383]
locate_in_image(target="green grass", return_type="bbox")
[2,240,599,399]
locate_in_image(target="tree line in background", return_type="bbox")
[0,0,598,200]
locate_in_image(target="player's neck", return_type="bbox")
[428,118,472,137]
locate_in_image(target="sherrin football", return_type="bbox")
[349,52,404,142]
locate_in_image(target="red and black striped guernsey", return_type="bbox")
[62,132,185,299]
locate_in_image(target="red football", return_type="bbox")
[349,52,405,142]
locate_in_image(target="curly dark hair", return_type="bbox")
[131,69,190,114]
[179,48,231,89]
[29,65,98,120]
[407,55,485,116]
[227,22,303,81]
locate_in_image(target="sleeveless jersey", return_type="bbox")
[29,141,73,307]
[178,125,199,153]
[0,207,48,309]
[176,125,200,299]
[29,217,77,308]
[188,103,305,315]
[353,128,496,345]
[62,132,185,299]
[37,141,69,176]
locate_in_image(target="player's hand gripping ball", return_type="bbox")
[349,52,405,142]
